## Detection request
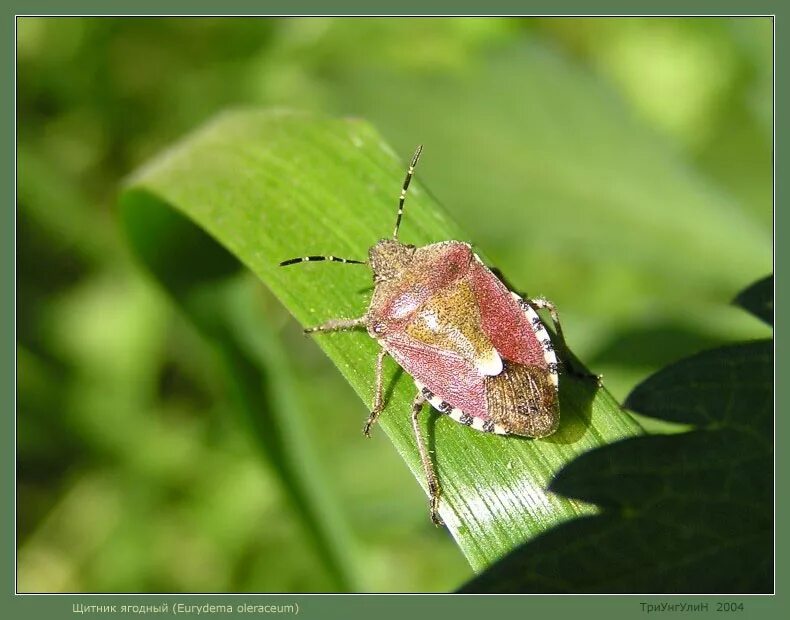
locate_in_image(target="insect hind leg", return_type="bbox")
[410,390,443,526]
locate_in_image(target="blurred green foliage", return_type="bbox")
[17,17,772,592]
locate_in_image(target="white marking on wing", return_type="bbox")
[476,348,503,376]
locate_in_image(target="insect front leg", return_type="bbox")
[363,348,389,438]
[303,316,367,334]
[528,296,601,384]
[410,390,443,526]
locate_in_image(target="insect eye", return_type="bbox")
[372,322,386,335]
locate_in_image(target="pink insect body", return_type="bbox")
[280,146,570,525]
[368,241,559,438]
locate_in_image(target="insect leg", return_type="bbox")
[303,316,367,334]
[528,297,601,384]
[410,390,443,526]
[528,297,566,342]
[363,348,389,438]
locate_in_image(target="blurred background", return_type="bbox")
[17,17,772,592]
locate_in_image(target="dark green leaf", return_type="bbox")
[624,341,772,432]
[733,274,773,326]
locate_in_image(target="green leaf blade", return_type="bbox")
[121,109,642,571]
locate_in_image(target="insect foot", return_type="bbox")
[430,492,444,527]
[362,413,378,438]
[560,360,603,386]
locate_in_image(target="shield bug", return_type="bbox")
[280,146,589,525]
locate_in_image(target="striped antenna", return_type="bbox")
[392,144,423,240]
[279,255,366,267]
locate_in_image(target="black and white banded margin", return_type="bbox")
[414,380,507,435]
[510,292,559,390]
